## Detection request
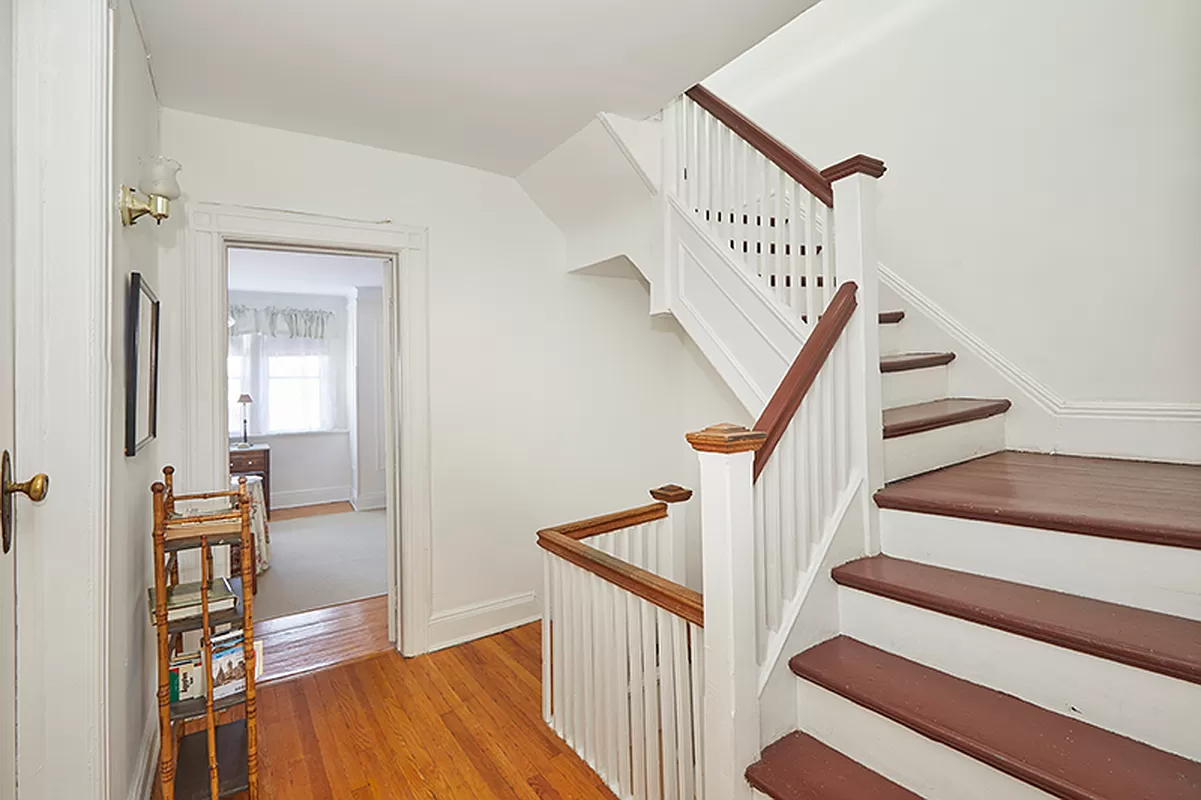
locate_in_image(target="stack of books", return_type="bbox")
[148,577,237,625]
[170,631,264,703]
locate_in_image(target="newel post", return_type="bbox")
[687,423,766,800]
[650,484,693,584]
[824,155,887,551]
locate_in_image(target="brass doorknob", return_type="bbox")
[6,472,49,503]
[1,450,50,554]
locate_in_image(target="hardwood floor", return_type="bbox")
[256,594,391,685]
[217,622,613,799]
[271,501,356,522]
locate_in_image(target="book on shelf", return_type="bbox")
[148,577,236,624]
[170,632,264,703]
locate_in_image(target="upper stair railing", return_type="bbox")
[665,86,884,332]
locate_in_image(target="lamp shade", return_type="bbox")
[237,394,254,405]
[138,156,182,200]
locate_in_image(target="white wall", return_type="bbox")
[157,109,747,644]
[708,0,1201,413]
[227,289,354,507]
[109,2,161,798]
[353,287,387,510]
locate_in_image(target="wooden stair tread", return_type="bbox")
[790,637,1201,800]
[880,352,955,373]
[833,555,1201,684]
[874,451,1201,549]
[882,398,1010,439]
[747,731,922,799]
[878,310,905,324]
[802,310,904,324]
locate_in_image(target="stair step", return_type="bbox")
[882,398,1010,439]
[833,555,1201,684]
[802,310,905,325]
[874,451,1201,549]
[880,352,954,373]
[746,731,921,800]
[879,310,905,324]
[790,637,1201,800]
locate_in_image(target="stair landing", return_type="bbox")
[874,451,1201,549]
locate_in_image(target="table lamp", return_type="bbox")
[236,394,253,448]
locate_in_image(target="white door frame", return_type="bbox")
[178,203,433,655]
[12,1,113,798]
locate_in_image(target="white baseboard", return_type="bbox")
[129,709,158,800]
[351,491,386,511]
[880,263,1201,464]
[427,591,541,652]
[272,485,351,509]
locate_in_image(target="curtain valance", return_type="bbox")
[229,304,335,340]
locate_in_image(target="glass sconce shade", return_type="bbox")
[137,156,182,200]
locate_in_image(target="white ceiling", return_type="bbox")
[227,248,386,296]
[130,0,818,176]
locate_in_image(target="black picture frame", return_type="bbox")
[125,272,160,457]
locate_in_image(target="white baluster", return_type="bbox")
[641,600,661,800]
[659,607,679,799]
[614,589,632,797]
[628,592,647,799]
[804,193,818,325]
[775,168,787,311]
[789,180,802,319]
[689,625,705,800]
[672,615,694,800]
[763,456,781,633]
[543,552,553,725]
[779,424,797,600]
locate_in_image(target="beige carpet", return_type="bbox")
[253,509,387,620]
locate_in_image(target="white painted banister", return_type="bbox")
[685,424,766,800]
[539,493,705,800]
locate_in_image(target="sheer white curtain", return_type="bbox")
[228,303,340,435]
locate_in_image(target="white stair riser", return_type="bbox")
[840,589,1201,760]
[882,366,948,408]
[883,414,1005,482]
[879,321,902,355]
[796,681,1056,800]
[880,510,1201,621]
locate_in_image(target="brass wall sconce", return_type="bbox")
[120,156,182,226]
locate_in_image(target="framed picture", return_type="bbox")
[125,272,161,456]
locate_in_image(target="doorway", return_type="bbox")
[226,247,390,624]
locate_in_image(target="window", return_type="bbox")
[267,355,325,432]
[227,300,345,436]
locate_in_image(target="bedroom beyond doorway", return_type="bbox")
[226,246,391,622]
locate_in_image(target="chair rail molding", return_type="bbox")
[879,263,1201,463]
[177,202,434,654]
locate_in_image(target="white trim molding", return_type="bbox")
[128,710,158,800]
[880,263,1201,464]
[178,203,434,655]
[427,591,541,653]
[13,1,113,798]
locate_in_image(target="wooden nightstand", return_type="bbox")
[230,442,271,518]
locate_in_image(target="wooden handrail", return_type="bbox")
[753,281,859,480]
[685,85,888,208]
[540,502,667,541]
[686,84,834,208]
[538,528,703,627]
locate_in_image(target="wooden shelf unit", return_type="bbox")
[152,465,260,800]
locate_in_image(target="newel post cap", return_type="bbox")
[649,484,693,503]
[685,423,767,454]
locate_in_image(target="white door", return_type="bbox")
[0,0,17,792]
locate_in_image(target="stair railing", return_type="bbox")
[674,85,887,798]
[538,488,705,800]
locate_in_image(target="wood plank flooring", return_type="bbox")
[271,501,356,522]
[256,595,392,685]
[213,622,614,799]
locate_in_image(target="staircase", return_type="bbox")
[533,82,1201,800]
[746,304,1201,798]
